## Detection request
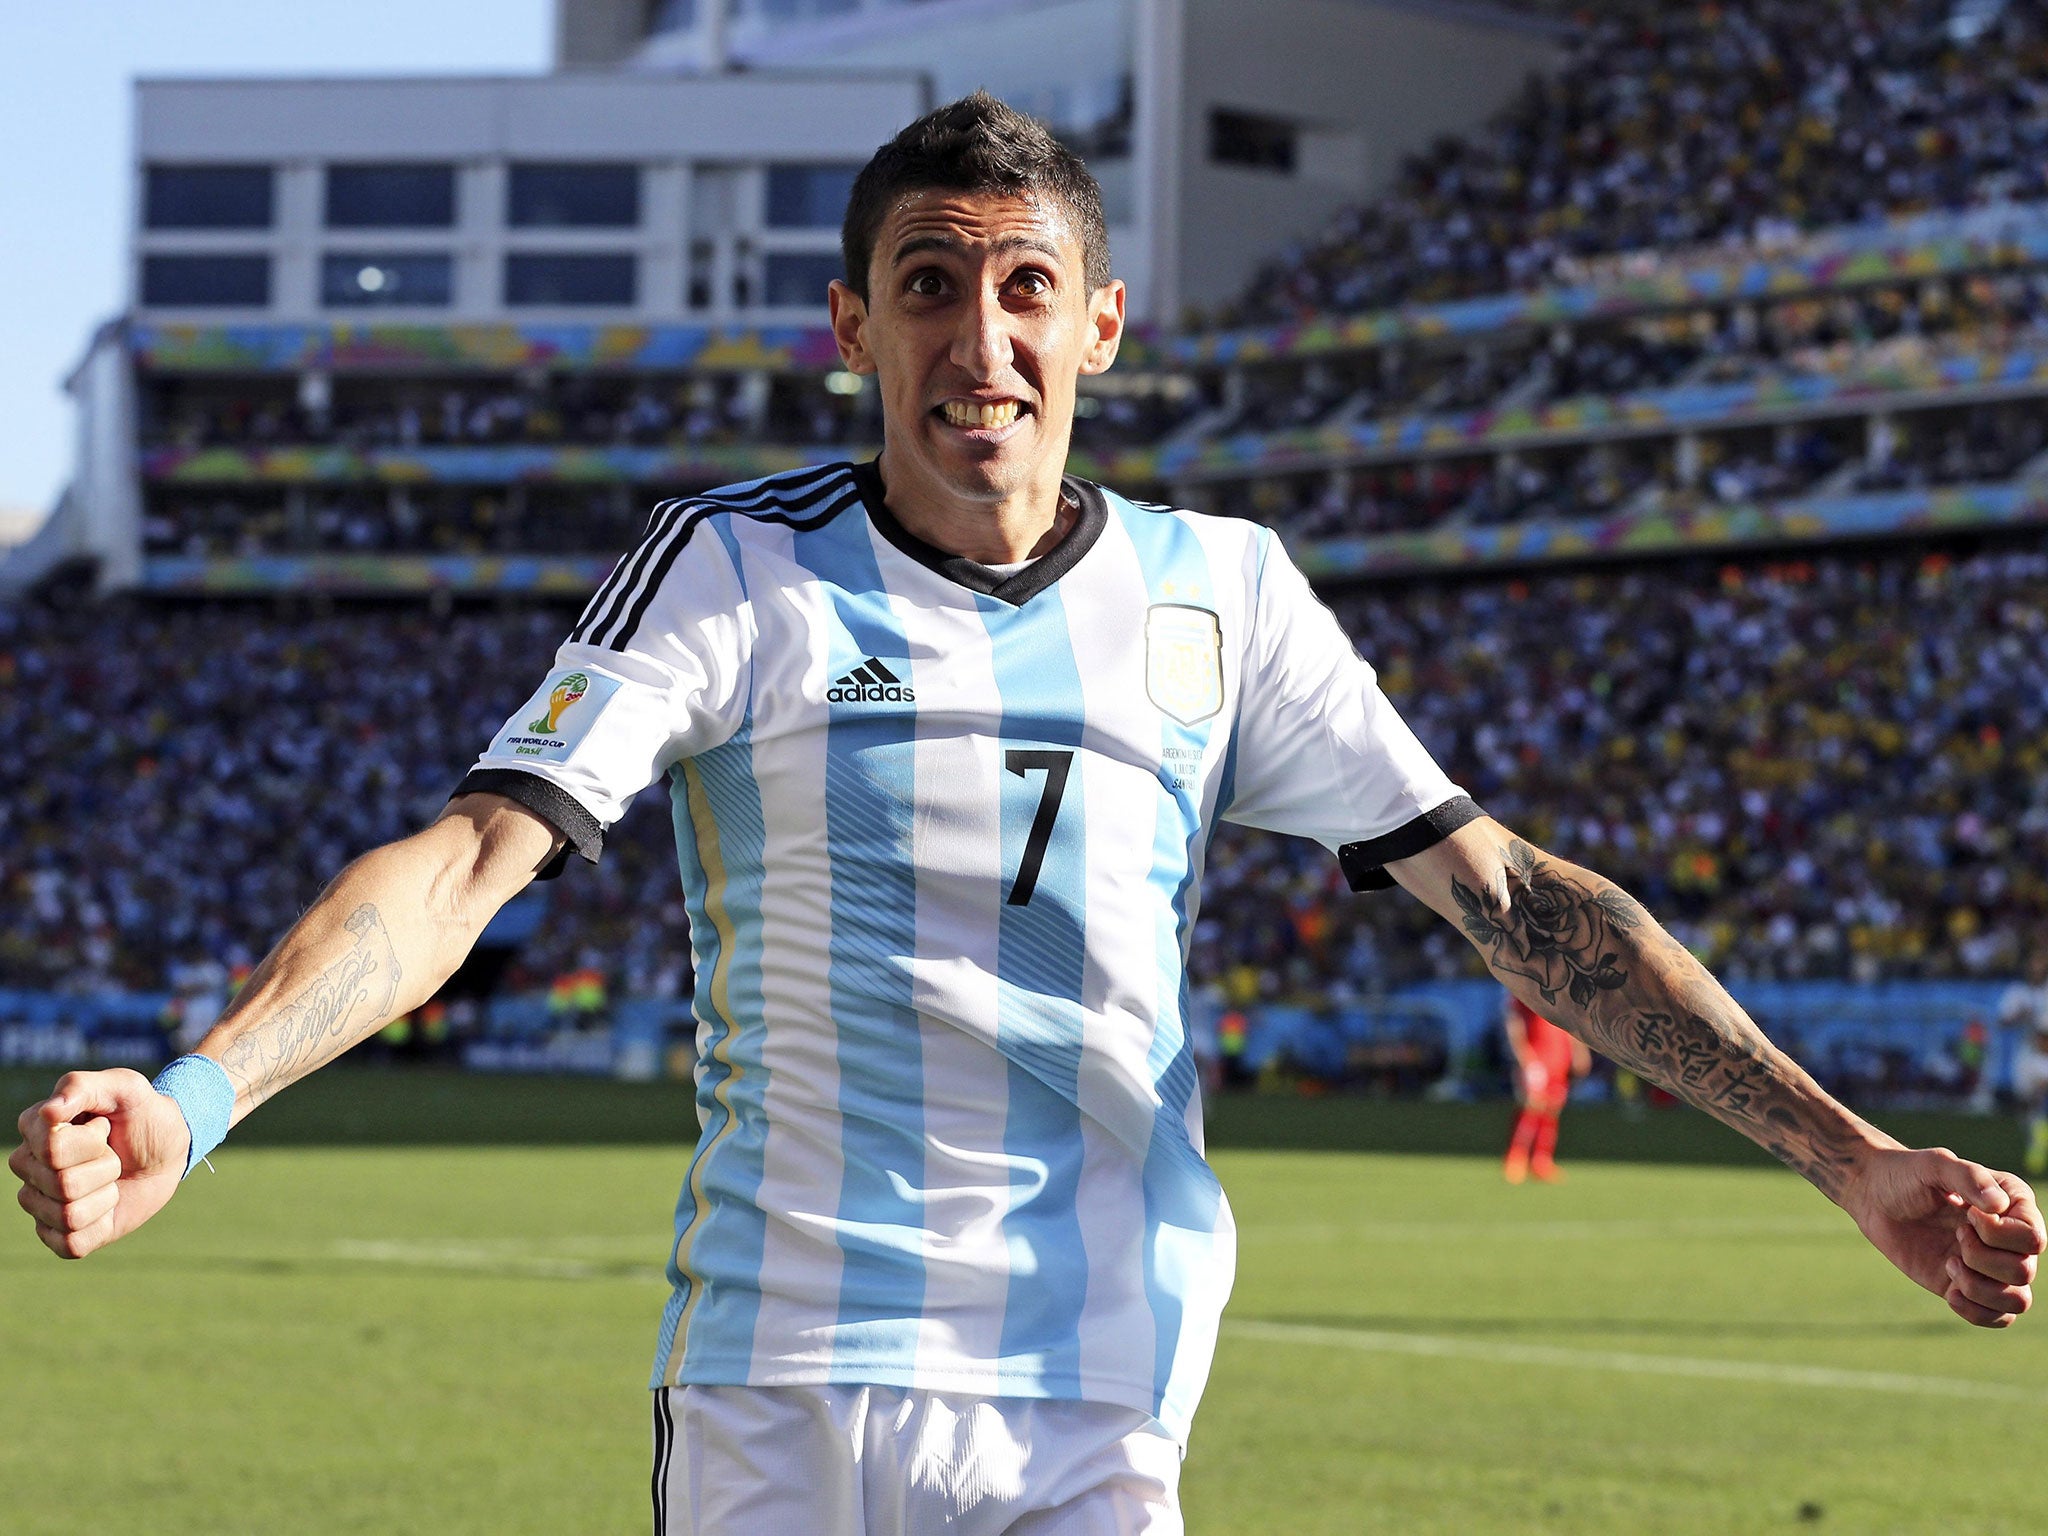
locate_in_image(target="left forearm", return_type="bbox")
[1411,830,1894,1202]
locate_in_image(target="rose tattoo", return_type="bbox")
[1452,840,1640,1008]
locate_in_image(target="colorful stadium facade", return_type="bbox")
[16,0,2048,598]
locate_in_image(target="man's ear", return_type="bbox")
[828,279,875,375]
[1079,278,1127,376]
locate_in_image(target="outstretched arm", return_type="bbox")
[10,793,562,1258]
[1390,817,2044,1327]
[198,793,559,1122]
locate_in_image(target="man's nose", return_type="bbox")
[949,286,1013,381]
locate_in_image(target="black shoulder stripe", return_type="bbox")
[585,497,685,635]
[601,483,861,653]
[569,467,849,646]
[571,498,687,646]
[707,462,846,505]
[587,504,701,651]
[687,479,855,518]
[580,471,856,649]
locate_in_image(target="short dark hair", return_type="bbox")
[841,91,1113,300]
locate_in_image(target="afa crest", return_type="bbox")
[1145,603,1224,725]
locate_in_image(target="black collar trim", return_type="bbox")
[850,457,1107,606]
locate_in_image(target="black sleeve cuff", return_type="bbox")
[451,768,605,882]
[1337,795,1486,892]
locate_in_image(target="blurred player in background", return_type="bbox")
[2002,951,2048,1175]
[12,94,2046,1535]
[1503,992,1591,1184]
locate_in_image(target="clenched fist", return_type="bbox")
[10,1069,191,1259]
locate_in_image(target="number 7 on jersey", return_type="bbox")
[1004,749,1074,907]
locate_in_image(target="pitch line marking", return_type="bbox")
[1230,1319,2048,1403]
[330,1238,666,1283]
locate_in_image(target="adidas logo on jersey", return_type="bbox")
[827,656,916,704]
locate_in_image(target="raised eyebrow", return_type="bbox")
[991,236,1065,268]
[888,234,1067,270]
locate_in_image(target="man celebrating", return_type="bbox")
[12,96,2043,1533]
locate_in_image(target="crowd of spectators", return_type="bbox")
[1218,395,2048,545]
[140,381,2048,563]
[142,369,1186,462]
[134,264,2048,571]
[142,266,2048,559]
[1197,541,2048,1008]
[144,487,655,560]
[0,600,689,1000]
[1204,268,2048,441]
[143,372,868,455]
[1226,0,2048,324]
[7,537,2046,1010]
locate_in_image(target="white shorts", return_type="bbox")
[651,1384,1183,1536]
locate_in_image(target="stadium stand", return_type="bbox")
[7,538,2044,1012]
[0,598,694,1004]
[1198,543,2048,1000]
[131,206,2048,576]
[18,0,2048,1100]
[1224,0,2048,325]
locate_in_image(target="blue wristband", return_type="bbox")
[151,1055,235,1178]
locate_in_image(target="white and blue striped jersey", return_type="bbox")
[459,460,1475,1442]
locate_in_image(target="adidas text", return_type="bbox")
[827,681,916,703]
[828,657,915,704]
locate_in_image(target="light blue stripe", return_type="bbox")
[671,731,774,1377]
[795,512,928,1378]
[1106,492,1229,1424]
[977,585,1091,1397]
[648,722,774,1384]
[650,757,726,1386]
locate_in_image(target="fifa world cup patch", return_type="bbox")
[1145,603,1224,725]
[492,668,624,761]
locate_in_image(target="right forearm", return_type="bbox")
[194,827,497,1121]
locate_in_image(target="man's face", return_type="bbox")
[828,188,1123,508]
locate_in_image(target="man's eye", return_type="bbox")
[1013,272,1050,297]
[907,272,947,297]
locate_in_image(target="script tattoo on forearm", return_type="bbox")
[1452,841,1863,1201]
[218,904,403,1109]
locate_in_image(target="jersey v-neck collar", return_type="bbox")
[849,457,1107,607]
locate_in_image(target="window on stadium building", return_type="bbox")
[325,164,457,228]
[322,253,454,308]
[143,165,273,229]
[650,0,695,33]
[1208,109,1297,174]
[762,251,842,309]
[764,164,860,230]
[504,252,636,306]
[507,163,640,228]
[141,254,271,307]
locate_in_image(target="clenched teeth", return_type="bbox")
[941,400,1021,429]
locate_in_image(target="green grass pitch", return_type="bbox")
[3,1072,2043,1534]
